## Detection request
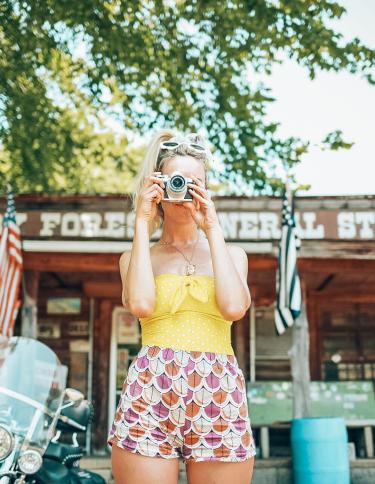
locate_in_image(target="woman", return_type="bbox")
[107,129,257,484]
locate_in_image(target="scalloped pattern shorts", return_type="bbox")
[107,344,257,462]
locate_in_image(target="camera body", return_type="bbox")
[155,170,197,202]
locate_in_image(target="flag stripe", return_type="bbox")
[0,189,23,337]
[1,267,20,336]
[274,188,302,335]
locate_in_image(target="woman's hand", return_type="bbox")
[135,171,165,223]
[183,174,221,233]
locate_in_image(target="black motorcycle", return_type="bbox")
[0,336,105,483]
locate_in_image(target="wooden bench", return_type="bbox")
[246,381,375,459]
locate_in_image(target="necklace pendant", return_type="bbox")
[185,263,196,276]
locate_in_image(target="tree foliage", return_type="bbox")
[0,0,373,194]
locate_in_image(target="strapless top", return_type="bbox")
[138,273,234,355]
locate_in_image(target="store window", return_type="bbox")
[38,293,90,397]
[108,306,141,432]
[36,289,92,449]
[318,302,375,381]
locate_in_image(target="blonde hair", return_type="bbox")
[131,128,212,236]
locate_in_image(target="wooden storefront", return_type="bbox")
[1,193,374,455]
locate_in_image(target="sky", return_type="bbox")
[259,0,375,196]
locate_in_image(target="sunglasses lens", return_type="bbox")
[190,143,205,151]
[161,142,179,148]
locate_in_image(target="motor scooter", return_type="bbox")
[0,336,105,483]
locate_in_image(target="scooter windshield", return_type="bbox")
[0,336,67,451]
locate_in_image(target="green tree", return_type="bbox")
[0,0,373,194]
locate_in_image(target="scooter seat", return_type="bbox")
[35,458,72,484]
[45,440,83,466]
[36,458,106,484]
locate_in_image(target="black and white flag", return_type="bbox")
[274,188,302,335]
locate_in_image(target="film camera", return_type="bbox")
[155,171,198,202]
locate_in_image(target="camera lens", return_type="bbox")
[169,174,185,192]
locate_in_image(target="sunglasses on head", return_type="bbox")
[159,133,207,155]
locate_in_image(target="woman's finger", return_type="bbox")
[144,175,165,189]
[153,190,163,203]
[143,177,155,188]
[142,188,163,205]
[188,184,211,202]
[183,201,195,211]
[190,190,200,209]
[188,188,209,205]
[143,183,164,195]
[186,194,199,210]
[187,182,207,197]
[150,176,165,187]
[190,174,205,188]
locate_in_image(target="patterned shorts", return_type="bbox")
[107,344,257,462]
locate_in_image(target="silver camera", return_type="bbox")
[155,171,197,202]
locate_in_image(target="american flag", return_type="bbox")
[274,187,302,335]
[0,188,23,337]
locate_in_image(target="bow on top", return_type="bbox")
[169,276,209,314]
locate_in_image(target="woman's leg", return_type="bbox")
[111,445,180,484]
[185,456,255,484]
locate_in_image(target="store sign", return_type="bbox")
[46,297,81,315]
[1,199,374,240]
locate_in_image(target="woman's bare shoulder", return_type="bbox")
[119,244,160,273]
[226,244,248,272]
[119,250,132,273]
[119,240,159,259]
[226,243,247,257]
[119,250,131,262]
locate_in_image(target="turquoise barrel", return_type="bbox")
[291,417,350,484]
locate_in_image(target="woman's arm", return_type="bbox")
[120,218,156,318]
[120,171,165,317]
[206,225,251,321]
[184,173,251,321]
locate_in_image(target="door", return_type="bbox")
[107,305,142,434]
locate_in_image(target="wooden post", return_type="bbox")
[290,278,312,418]
[249,302,256,382]
[21,270,39,338]
[92,298,112,453]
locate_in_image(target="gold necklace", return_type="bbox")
[158,235,200,275]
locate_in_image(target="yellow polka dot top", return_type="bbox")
[139,273,234,355]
